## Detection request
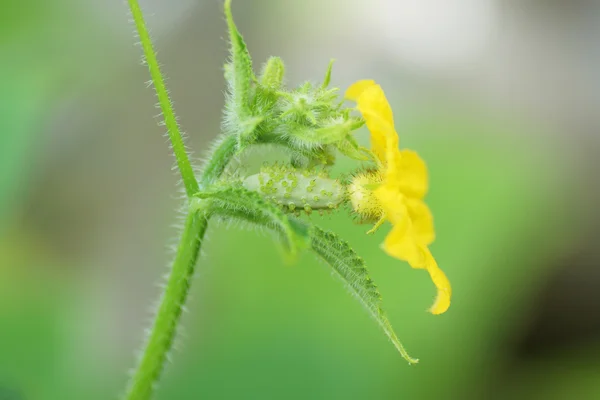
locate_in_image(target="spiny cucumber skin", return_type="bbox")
[243,169,345,213]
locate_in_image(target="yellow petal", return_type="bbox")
[361,112,397,163]
[382,223,427,269]
[375,189,427,268]
[422,249,451,315]
[347,82,398,164]
[345,79,376,101]
[405,198,435,246]
[382,139,403,189]
[357,85,397,158]
[384,147,428,198]
[355,83,394,127]
[374,184,405,226]
[397,150,429,199]
[377,181,450,314]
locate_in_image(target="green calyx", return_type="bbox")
[243,163,345,214]
[223,1,368,166]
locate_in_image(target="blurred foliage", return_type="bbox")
[0,0,109,229]
[0,66,42,229]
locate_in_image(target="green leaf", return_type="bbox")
[195,185,309,257]
[224,0,254,119]
[309,226,418,364]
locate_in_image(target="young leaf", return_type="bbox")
[195,185,309,257]
[309,226,419,364]
[224,0,254,119]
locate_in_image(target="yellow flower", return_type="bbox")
[345,80,451,315]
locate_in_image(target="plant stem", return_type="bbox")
[125,2,243,398]
[124,130,234,399]
[128,0,199,197]
[125,207,209,400]
[200,134,238,187]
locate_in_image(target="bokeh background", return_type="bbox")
[2,0,600,398]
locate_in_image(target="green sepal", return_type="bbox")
[314,117,364,145]
[309,226,419,364]
[195,184,309,258]
[336,136,371,161]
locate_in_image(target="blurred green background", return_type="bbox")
[2,0,600,399]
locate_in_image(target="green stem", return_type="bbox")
[200,134,238,188]
[128,0,199,197]
[125,206,209,400]
[124,130,235,399]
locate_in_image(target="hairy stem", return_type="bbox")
[200,134,238,188]
[125,129,237,399]
[125,206,209,400]
[128,0,199,197]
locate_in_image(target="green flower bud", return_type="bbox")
[259,56,285,91]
